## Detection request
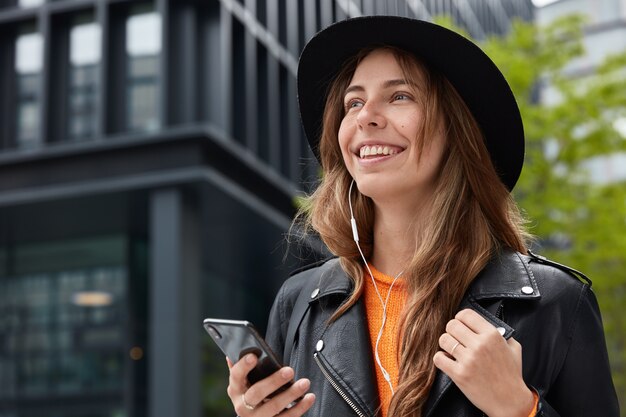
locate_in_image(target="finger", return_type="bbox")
[233,392,257,416]
[255,378,312,416]
[445,318,478,347]
[507,337,522,355]
[433,350,457,375]
[438,333,464,358]
[279,393,316,417]
[245,366,295,406]
[228,354,257,393]
[507,336,521,348]
[226,357,233,369]
[455,309,498,335]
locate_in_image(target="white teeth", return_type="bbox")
[359,145,400,158]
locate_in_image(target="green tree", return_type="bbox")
[439,14,626,410]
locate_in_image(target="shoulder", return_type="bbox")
[265,257,341,348]
[518,251,600,340]
[475,249,594,320]
[525,250,591,285]
[524,250,592,302]
[277,257,340,304]
[471,249,589,304]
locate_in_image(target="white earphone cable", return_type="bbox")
[348,180,403,395]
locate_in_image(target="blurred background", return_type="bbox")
[0,0,624,416]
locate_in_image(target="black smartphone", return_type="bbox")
[203,318,293,395]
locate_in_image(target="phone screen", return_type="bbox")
[203,318,288,388]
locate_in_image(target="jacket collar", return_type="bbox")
[467,250,541,300]
[312,258,353,298]
[313,250,541,301]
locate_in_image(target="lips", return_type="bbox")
[358,144,404,159]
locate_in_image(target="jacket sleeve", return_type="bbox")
[264,282,290,363]
[537,285,619,416]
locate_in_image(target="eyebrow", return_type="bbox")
[344,79,412,96]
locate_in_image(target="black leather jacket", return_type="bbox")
[265,250,619,416]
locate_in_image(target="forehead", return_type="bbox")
[348,48,426,87]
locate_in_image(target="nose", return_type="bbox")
[356,101,386,129]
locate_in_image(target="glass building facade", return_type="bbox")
[14,26,42,149]
[68,14,100,140]
[0,1,533,416]
[0,236,129,416]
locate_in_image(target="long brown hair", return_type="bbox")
[296,46,529,417]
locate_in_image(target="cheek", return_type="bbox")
[422,138,447,173]
[337,121,352,159]
[401,114,422,139]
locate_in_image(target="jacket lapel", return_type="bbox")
[423,250,541,417]
[312,259,380,417]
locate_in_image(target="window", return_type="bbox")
[18,0,43,8]
[126,4,161,132]
[15,26,42,149]
[0,236,129,411]
[68,16,100,141]
[232,17,246,145]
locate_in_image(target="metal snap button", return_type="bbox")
[521,286,534,295]
[316,340,324,352]
[310,288,320,299]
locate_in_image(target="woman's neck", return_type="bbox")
[370,201,425,277]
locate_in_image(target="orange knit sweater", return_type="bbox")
[363,263,407,417]
[362,264,538,417]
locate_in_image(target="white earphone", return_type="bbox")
[348,180,402,395]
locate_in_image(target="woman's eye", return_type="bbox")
[393,93,410,101]
[345,100,363,109]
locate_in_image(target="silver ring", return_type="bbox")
[242,393,256,411]
[450,341,460,355]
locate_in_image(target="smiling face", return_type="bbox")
[338,48,446,206]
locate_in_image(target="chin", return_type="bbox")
[355,178,404,199]
[357,177,429,205]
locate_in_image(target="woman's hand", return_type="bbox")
[433,309,535,417]
[226,353,316,416]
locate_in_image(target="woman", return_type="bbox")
[226,16,619,417]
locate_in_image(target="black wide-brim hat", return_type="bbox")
[297,16,525,191]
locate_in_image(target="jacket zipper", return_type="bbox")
[313,352,367,417]
[496,301,504,320]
